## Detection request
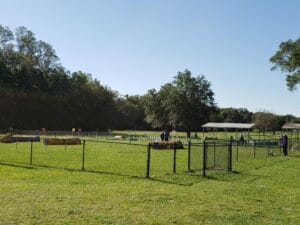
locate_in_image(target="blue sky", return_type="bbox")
[1,0,300,116]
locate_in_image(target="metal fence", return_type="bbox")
[0,139,186,179]
[0,137,299,179]
[232,138,300,161]
[187,141,232,176]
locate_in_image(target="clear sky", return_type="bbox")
[1,0,300,116]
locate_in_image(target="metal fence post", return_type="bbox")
[173,142,177,173]
[228,141,232,171]
[202,141,207,177]
[236,140,239,161]
[213,141,216,166]
[81,140,86,171]
[188,141,191,172]
[146,143,151,178]
[29,140,33,165]
[253,140,256,158]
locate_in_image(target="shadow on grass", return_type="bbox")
[148,172,207,186]
[203,170,270,183]
[0,161,205,186]
[0,161,34,170]
[0,160,268,186]
[3,155,294,186]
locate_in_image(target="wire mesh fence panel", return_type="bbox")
[289,138,300,151]
[206,142,229,171]
[32,142,83,170]
[233,140,284,162]
[189,143,203,172]
[0,142,31,165]
[232,143,252,162]
[149,149,175,177]
[84,141,147,177]
[254,145,270,158]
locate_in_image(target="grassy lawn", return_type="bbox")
[0,140,299,224]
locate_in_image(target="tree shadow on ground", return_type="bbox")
[148,171,207,186]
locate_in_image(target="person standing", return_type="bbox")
[160,131,165,142]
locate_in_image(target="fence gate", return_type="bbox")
[203,141,232,176]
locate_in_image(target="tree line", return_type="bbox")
[0,25,299,133]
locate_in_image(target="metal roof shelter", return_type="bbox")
[201,122,256,140]
[202,123,256,129]
[282,123,300,130]
[281,123,300,141]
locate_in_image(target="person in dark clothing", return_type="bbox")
[282,134,288,156]
[164,130,169,141]
[239,134,245,146]
[160,131,165,142]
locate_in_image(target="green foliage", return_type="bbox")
[144,69,215,134]
[270,39,300,90]
[1,24,299,130]
[217,108,253,123]
[254,111,280,132]
[0,25,131,130]
[115,96,149,130]
[144,88,171,129]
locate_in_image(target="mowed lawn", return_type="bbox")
[0,140,299,225]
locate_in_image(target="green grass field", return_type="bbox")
[0,139,299,224]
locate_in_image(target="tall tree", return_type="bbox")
[219,108,253,123]
[0,25,14,47]
[270,39,300,90]
[254,111,280,133]
[143,89,170,129]
[144,69,215,137]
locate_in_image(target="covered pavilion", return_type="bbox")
[282,123,300,140]
[282,123,300,130]
[201,122,256,140]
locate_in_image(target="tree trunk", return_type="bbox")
[186,129,191,139]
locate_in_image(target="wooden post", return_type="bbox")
[146,144,151,178]
[64,139,67,151]
[81,140,86,171]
